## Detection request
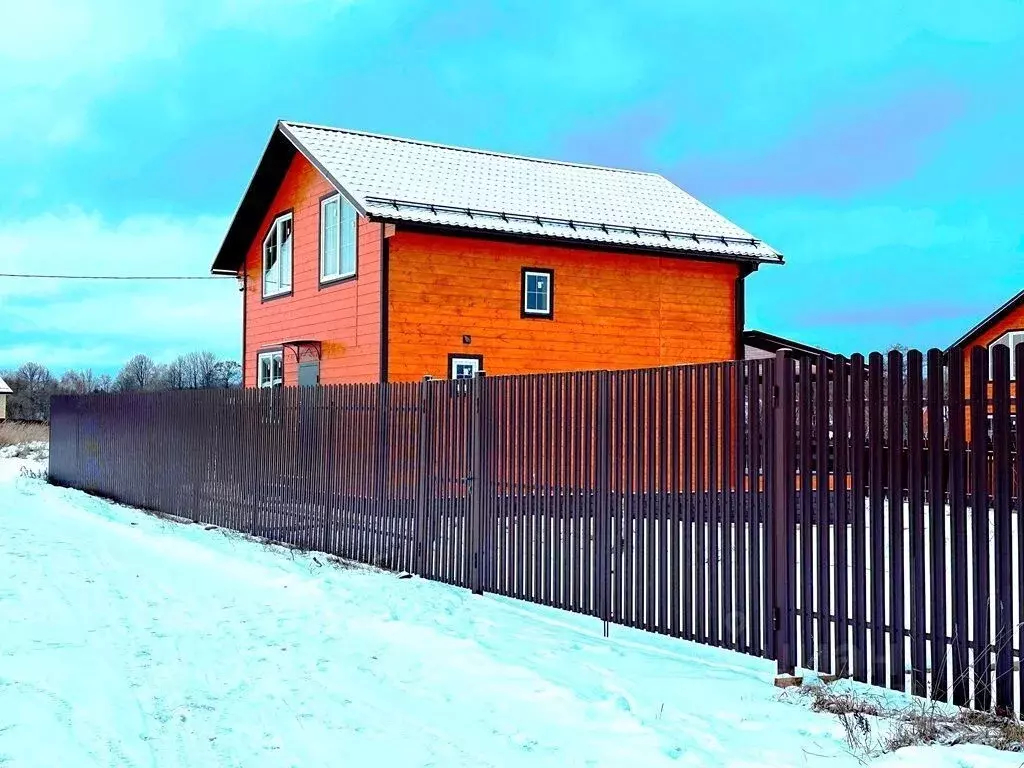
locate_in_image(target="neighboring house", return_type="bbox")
[947,287,1024,382]
[946,288,1024,434]
[0,376,10,420]
[211,121,783,387]
[742,330,835,362]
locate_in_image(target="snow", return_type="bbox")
[0,449,1019,767]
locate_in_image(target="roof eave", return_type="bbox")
[367,215,782,266]
[209,126,296,275]
[209,121,373,276]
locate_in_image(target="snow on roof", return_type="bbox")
[278,121,782,263]
[0,376,12,395]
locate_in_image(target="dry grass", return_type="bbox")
[798,681,1024,758]
[0,420,48,448]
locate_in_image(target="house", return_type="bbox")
[946,287,1024,435]
[742,329,835,362]
[0,376,10,420]
[947,287,1024,382]
[211,121,783,387]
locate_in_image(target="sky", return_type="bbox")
[0,0,1022,374]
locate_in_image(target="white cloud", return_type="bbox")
[0,210,240,372]
[0,0,357,145]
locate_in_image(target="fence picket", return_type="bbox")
[991,345,1013,714]
[970,346,992,711]
[948,349,970,707]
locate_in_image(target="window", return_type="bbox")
[262,213,293,297]
[988,330,1024,379]
[521,268,553,318]
[449,355,482,380]
[320,194,357,282]
[257,351,283,388]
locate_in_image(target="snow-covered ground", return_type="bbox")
[0,449,1017,767]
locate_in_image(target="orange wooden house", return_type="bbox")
[211,121,783,387]
[945,288,1024,434]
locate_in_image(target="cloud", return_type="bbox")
[739,196,1024,354]
[0,0,359,147]
[0,211,239,372]
[670,83,971,199]
[558,103,673,170]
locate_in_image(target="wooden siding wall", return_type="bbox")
[242,153,381,386]
[386,231,740,381]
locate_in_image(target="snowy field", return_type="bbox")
[0,447,1019,767]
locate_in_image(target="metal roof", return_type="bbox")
[212,120,783,273]
[282,121,782,262]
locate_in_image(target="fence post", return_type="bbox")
[469,370,486,595]
[772,349,798,683]
[413,376,432,574]
[596,370,612,632]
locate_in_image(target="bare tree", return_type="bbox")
[114,355,164,392]
[59,368,106,395]
[182,351,220,389]
[214,360,242,388]
[3,363,56,420]
[162,357,188,390]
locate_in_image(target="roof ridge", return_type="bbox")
[280,120,659,177]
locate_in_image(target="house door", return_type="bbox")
[298,360,320,387]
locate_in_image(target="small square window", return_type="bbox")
[522,268,553,318]
[257,351,283,388]
[449,355,482,380]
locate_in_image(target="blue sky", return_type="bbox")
[1,0,1022,373]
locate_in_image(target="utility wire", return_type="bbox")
[0,273,234,280]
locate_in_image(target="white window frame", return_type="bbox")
[450,356,481,380]
[257,351,284,388]
[262,212,293,298]
[320,193,357,282]
[522,268,553,317]
[988,330,1024,380]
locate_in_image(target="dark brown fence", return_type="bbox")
[47,345,1024,713]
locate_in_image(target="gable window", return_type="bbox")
[320,193,357,282]
[263,213,293,298]
[988,330,1024,379]
[257,351,283,388]
[522,267,553,318]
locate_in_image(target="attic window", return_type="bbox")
[989,330,1024,379]
[320,194,357,282]
[262,213,293,298]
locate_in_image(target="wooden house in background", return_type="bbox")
[946,287,1024,436]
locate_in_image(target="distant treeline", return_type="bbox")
[1,352,241,421]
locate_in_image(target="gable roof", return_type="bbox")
[0,376,11,395]
[945,287,1024,353]
[211,120,783,273]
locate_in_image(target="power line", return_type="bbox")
[0,273,235,281]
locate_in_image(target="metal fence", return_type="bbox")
[47,345,1024,713]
